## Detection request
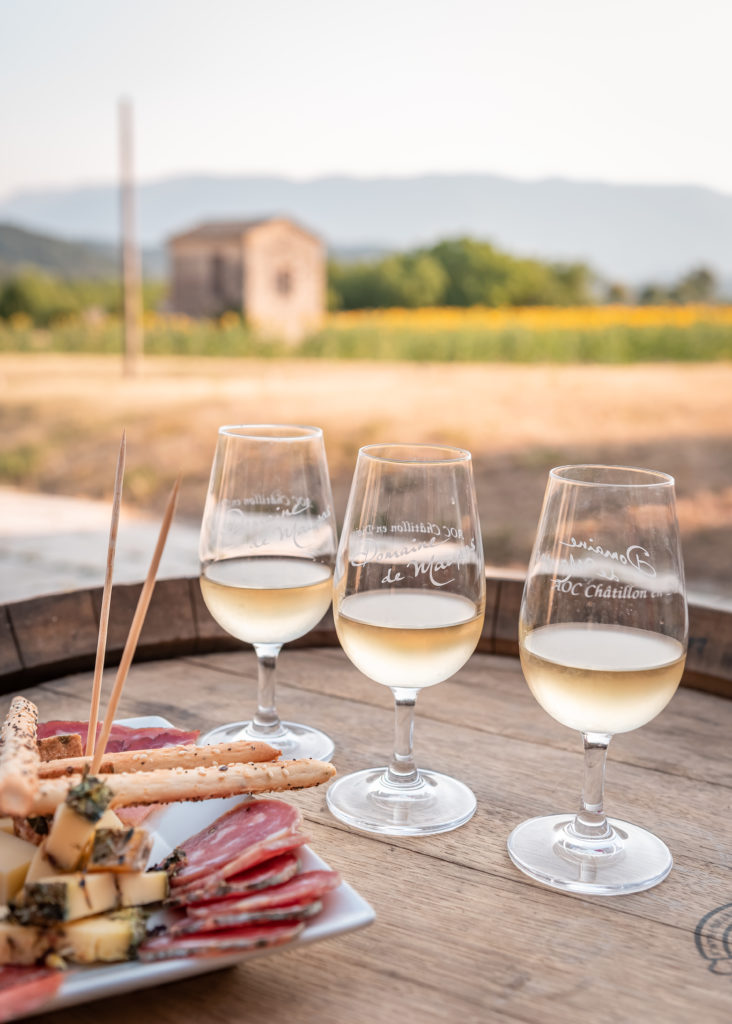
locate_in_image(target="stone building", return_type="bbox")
[167,217,325,342]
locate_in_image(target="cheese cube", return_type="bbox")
[116,870,169,907]
[44,774,114,872]
[96,808,123,830]
[0,831,38,903]
[24,840,64,884]
[55,908,146,964]
[45,805,97,871]
[0,919,51,965]
[12,872,119,926]
[87,828,152,873]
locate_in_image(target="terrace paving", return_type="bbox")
[0,486,199,603]
[0,487,729,610]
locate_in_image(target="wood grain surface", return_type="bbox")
[3,642,731,1024]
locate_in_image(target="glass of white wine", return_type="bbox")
[507,464,687,894]
[199,425,337,760]
[326,443,486,836]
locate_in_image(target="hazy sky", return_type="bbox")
[2,0,730,200]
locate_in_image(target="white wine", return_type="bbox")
[520,622,685,734]
[335,589,484,689]
[200,556,333,645]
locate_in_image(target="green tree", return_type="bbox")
[328,237,595,310]
[638,283,672,305]
[550,263,594,305]
[427,238,513,306]
[606,282,631,303]
[672,266,717,303]
[0,271,79,324]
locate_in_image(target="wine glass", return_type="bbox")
[507,464,687,894]
[198,424,337,760]
[326,443,486,835]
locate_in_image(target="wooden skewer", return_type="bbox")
[91,476,181,774]
[87,429,126,758]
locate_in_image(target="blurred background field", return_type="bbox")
[1,352,730,605]
[3,303,732,363]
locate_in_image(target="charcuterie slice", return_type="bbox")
[170,900,323,933]
[170,832,309,903]
[167,799,302,888]
[170,851,301,907]
[0,965,64,1024]
[187,870,341,918]
[138,922,304,962]
[116,804,163,827]
[37,723,199,753]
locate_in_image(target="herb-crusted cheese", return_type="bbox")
[45,774,114,871]
[55,908,147,964]
[88,828,153,873]
[12,872,119,925]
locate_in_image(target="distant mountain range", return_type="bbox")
[0,223,164,280]
[0,223,118,279]
[1,173,731,285]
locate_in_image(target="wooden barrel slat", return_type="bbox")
[0,575,730,698]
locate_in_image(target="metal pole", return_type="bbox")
[119,98,143,376]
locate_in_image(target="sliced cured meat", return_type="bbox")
[187,870,341,918]
[116,804,163,826]
[138,922,304,962]
[171,900,323,934]
[0,966,64,1024]
[168,798,302,888]
[37,722,199,753]
[171,832,309,902]
[170,851,301,907]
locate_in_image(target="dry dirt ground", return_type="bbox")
[1,354,730,600]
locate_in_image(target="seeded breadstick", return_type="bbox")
[0,696,41,817]
[30,758,336,815]
[38,739,282,778]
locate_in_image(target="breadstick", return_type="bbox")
[38,739,282,778]
[0,696,41,816]
[30,758,336,815]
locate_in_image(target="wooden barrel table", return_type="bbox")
[1,576,731,1024]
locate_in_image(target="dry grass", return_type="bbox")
[1,354,730,597]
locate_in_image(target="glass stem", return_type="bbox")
[251,643,283,734]
[386,689,419,786]
[573,731,614,839]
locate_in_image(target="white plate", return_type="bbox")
[26,716,375,1019]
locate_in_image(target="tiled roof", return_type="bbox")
[168,216,322,245]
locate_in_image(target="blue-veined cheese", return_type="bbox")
[12,871,119,925]
[44,775,114,871]
[54,908,147,963]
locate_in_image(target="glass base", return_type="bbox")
[507,813,673,895]
[199,720,334,762]
[326,766,476,836]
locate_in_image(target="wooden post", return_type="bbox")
[119,98,143,377]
